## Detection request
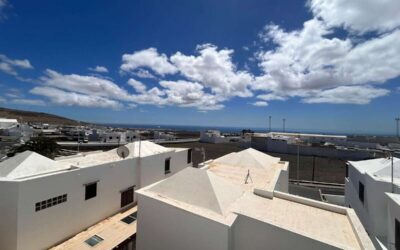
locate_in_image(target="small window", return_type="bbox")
[109,136,112,140]
[85,235,104,247]
[121,212,137,224]
[358,182,364,203]
[121,187,134,208]
[85,182,97,200]
[345,164,349,178]
[187,149,192,164]
[165,158,171,174]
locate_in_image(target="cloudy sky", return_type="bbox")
[0,0,399,134]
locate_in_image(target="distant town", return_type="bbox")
[0,107,399,249]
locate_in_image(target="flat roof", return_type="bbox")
[51,206,137,250]
[57,141,178,167]
[137,148,372,249]
[253,132,347,139]
[233,192,361,249]
[349,157,400,183]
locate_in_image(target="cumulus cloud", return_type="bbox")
[133,69,157,79]
[254,11,399,105]
[127,78,147,93]
[88,65,108,73]
[309,0,400,34]
[121,48,177,76]
[40,69,133,101]
[302,86,389,105]
[30,86,123,109]
[170,44,253,98]
[252,101,268,107]
[0,54,33,76]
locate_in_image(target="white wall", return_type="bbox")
[387,194,400,250]
[136,194,230,250]
[232,215,341,250]
[0,148,190,250]
[15,159,138,250]
[0,181,19,250]
[140,149,191,188]
[345,163,393,248]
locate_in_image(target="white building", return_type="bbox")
[0,141,192,250]
[345,157,400,249]
[137,148,373,250]
[387,193,400,250]
[200,130,237,143]
[100,131,139,143]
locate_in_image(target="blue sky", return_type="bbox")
[0,0,400,134]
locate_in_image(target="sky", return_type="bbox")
[0,0,400,135]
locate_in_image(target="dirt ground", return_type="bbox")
[163,142,347,184]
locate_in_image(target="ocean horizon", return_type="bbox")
[100,123,397,137]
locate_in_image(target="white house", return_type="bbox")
[200,130,233,143]
[136,148,373,250]
[387,193,400,250]
[345,157,400,249]
[99,131,139,143]
[0,141,192,250]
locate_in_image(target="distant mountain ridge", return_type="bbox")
[0,107,82,125]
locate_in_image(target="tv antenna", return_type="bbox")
[117,145,130,159]
[244,169,253,184]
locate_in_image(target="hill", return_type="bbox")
[0,107,82,125]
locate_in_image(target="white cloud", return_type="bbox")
[309,0,400,34]
[127,78,147,93]
[252,101,268,107]
[254,15,400,105]
[159,80,224,110]
[302,86,389,105]
[40,69,133,102]
[170,44,253,98]
[88,65,108,73]
[10,98,46,106]
[0,96,6,103]
[0,54,33,76]
[133,69,157,79]
[121,48,177,76]
[30,87,123,109]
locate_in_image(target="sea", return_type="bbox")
[100,123,395,137]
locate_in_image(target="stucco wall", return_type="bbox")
[232,214,341,250]
[0,149,189,250]
[136,194,230,250]
[387,194,400,250]
[0,181,19,250]
[15,159,138,250]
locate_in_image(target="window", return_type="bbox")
[109,136,112,140]
[345,164,349,178]
[85,235,104,247]
[396,219,400,250]
[35,194,67,212]
[187,149,192,164]
[165,158,171,174]
[121,211,137,224]
[121,186,134,208]
[358,182,364,203]
[85,182,97,200]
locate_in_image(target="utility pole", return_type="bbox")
[282,118,286,132]
[268,116,272,133]
[77,121,80,153]
[296,135,300,184]
[396,117,400,138]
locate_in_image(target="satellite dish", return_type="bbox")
[117,145,130,159]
